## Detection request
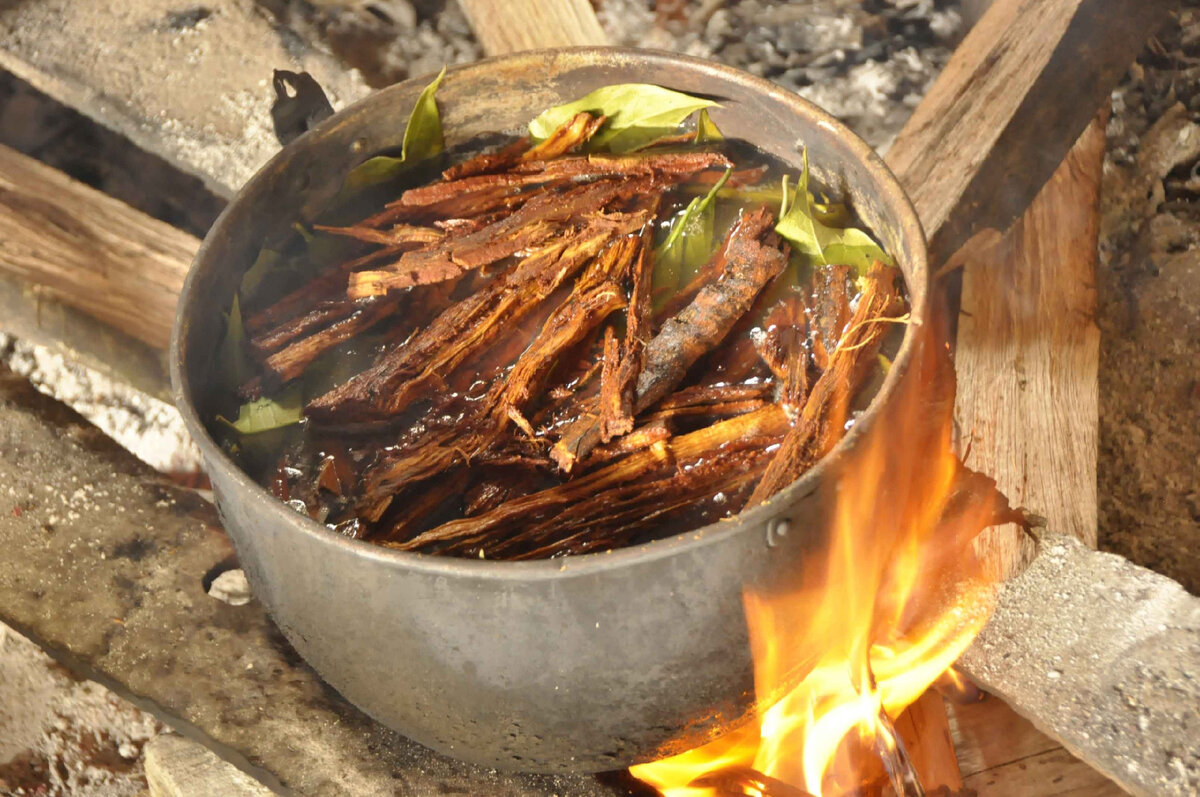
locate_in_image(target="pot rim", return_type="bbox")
[170,45,929,582]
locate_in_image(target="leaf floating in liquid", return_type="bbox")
[343,67,446,192]
[219,384,303,434]
[654,168,732,308]
[239,247,283,301]
[528,83,717,154]
[659,168,731,257]
[775,148,892,274]
[695,108,723,143]
[217,293,251,389]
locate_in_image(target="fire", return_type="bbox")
[632,325,1001,797]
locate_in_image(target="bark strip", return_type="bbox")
[747,262,903,506]
[551,207,787,471]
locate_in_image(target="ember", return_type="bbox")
[210,79,904,560]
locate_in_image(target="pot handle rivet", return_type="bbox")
[766,518,790,548]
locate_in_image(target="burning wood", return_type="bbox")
[630,323,1015,797]
[211,80,904,565]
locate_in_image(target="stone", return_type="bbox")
[207,569,252,607]
[960,532,1200,797]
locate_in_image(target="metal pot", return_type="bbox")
[171,48,928,773]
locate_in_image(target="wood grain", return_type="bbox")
[946,695,1060,778]
[953,113,1106,578]
[886,0,1170,263]
[962,747,1130,796]
[145,734,272,797]
[893,691,964,792]
[458,0,608,56]
[0,144,198,351]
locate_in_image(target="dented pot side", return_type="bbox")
[171,48,929,772]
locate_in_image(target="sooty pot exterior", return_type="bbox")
[171,49,929,772]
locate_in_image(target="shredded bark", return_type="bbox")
[258,299,396,386]
[219,126,906,560]
[442,138,531,181]
[551,206,787,472]
[747,262,903,506]
[388,404,789,553]
[598,240,654,442]
[582,422,672,469]
[358,233,644,504]
[811,264,854,370]
[597,325,624,442]
[374,468,470,543]
[347,177,654,297]
[308,208,652,426]
[523,112,606,161]
[504,442,776,560]
[312,222,444,247]
[753,295,811,408]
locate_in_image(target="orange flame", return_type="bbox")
[632,326,998,797]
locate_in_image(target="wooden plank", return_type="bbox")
[458,0,608,55]
[145,734,272,797]
[947,696,1134,796]
[963,747,1130,796]
[945,696,1059,778]
[885,0,1170,263]
[893,691,964,792]
[0,143,198,351]
[952,112,1106,578]
[0,270,172,402]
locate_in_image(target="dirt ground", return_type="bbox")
[1099,4,1200,594]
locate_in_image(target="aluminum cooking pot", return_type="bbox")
[171,48,928,773]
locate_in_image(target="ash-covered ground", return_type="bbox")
[1099,3,1200,594]
[0,0,1197,793]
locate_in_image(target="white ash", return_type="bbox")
[0,334,200,475]
[596,0,963,151]
[0,622,163,796]
[267,0,963,151]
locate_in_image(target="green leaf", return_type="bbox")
[342,155,408,192]
[402,66,446,162]
[529,83,717,154]
[774,148,893,273]
[239,247,283,301]
[342,67,446,192]
[218,384,303,435]
[658,168,731,256]
[217,293,250,389]
[695,108,723,143]
[653,169,731,309]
